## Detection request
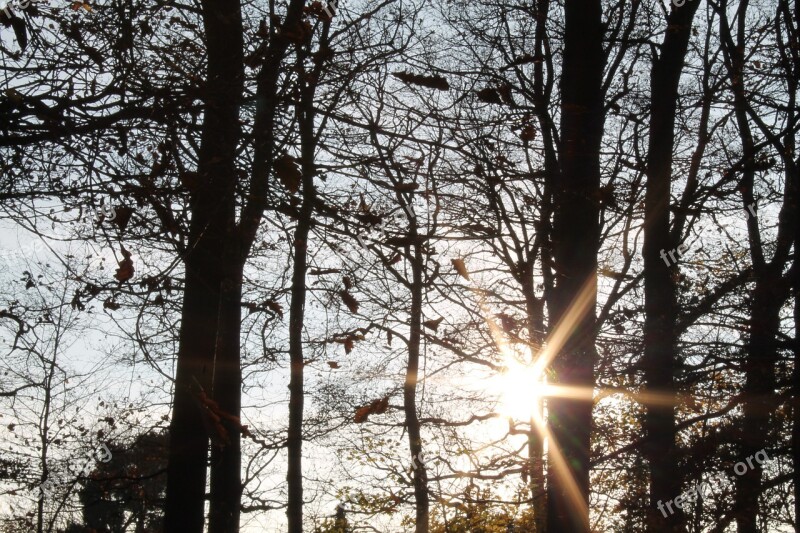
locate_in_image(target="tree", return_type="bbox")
[544,1,603,531]
[641,2,700,531]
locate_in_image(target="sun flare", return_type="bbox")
[495,360,547,421]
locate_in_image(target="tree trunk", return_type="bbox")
[642,4,698,532]
[208,261,244,533]
[716,2,795,528]
[545,1,603,531]
[522,273,546,532]
[405,234,429,533]
[286,55,319,532]
[164,0,243,527]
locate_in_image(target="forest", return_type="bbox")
[0,0,798,531]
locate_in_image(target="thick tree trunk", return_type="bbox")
[164,0,243,528]
[544,1,603,531]
[208,261,244,533]
[164,240,224,532]
[734,271,784,532]
[642,4,698,532]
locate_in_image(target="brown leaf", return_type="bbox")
[497,84,514,105]
[354,405,371,423]
[111,205,134,230]
[392,71,450,91]
[395,182,419,192]
[340,290,359,313]
[344,337,354,354]
[327,361,340,369]
[476,87,502,104]
[422,317,444,331]
[374,396,389,414]
[256,18,269,38]
[354,396,390,423]
[520,125,536,142]
[343,276,352,290]
[274,155,302,193]
[387,329,393,346]
[495,313,517,333]
[384,252,402,265]
[507,53,538,67]
[103,298,120,311]
[115,246,134,282]
[265,300,283,318]
[451,258,470,280]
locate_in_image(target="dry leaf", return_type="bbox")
[520,125,536,142]
[115,246,134,282]
[111,205,134,230]
[354,396,390,423]
[392,71,450,91]
[384,252,402,265]
[507,53,537,67]
[327,361,340,369]
[451,258,470,280]
[354,405,371,423]
[395,182,419,192]
[343,276,352,290]
[495,313,517,333]
[422,317,444,331]
[476,87,502,104]
[374,396,389,414]
[274,155,302,193]
[265,300,284,318]
[340,290,359,313]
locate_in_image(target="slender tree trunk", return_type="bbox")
[522,273,546,532]
[716,3,796,528]
[36,349,57,533]
[794,155,800,531]
[642,4,698,532]
[164,0,243,527]
[405,235,429,533]
[545,1,603,531]
[286,57,319,532]
[286,181,311,533]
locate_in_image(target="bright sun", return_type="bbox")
[495,360,547,421]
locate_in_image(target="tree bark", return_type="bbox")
[405,233,429,533]
[545,1,603,531]
[164,0,243,528]
[715,2,796,529]
[522,271,546,532]
[208,261,244,533]
[641,4,698,532]
[287,49,319,532]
